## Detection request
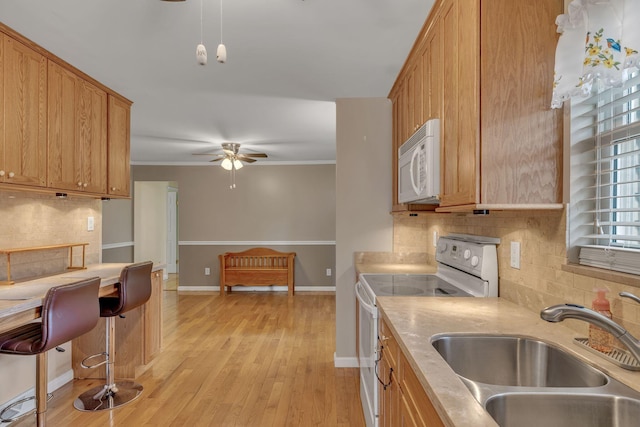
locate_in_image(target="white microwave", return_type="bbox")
[398,118,440,204]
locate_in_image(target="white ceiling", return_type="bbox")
[0,0,434,165]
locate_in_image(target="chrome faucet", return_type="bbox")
[540,292,640,364]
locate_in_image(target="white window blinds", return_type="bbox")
[570,71,640,274]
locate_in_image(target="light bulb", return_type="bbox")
[196,44,208,65]
[217,43,227,63]
[233,159,243,169]
[221,158,232,170]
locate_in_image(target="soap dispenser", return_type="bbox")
[588,289,614,352]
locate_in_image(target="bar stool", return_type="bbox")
[0,277,101,426]
[74,261,153,412]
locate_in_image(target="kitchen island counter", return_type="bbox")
[0,263,163,333]
[378,297,640,427]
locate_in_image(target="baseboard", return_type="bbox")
[0,369,73,414]
[177,285,336,292]
[334,353,359,368]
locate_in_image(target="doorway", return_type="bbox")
[133,181,179,284]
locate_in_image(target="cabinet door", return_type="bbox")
[2,35,47,186]
[391,87,404,210]
[439,0,480,207]
[144,269,163,363]
[48,61,107,193]
[406,58,423,135]
[479,0,562,205]
[107,95,131,197]
[48,61,82,191]
[77,79,107,193]
[399,350,445,427]
[422,18,443,123]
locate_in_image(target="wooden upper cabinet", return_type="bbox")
[0,35,47,187]
[406,58,423,135]
[48,60,107,194]
[421,18,443,122]
[107,95,131,197]
[0,23,130,198]
[438,0,562,210]
[439,0,480,208]
[390,0,563,212]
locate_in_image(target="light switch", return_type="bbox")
[87,216,94,231]
[510,241,521,269]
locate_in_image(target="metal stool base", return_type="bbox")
[73,381,143,412]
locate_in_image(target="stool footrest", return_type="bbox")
[80,352,108,369]
[0,393,52,423]
[73,381,143,412]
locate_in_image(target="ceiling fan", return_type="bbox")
[194,142,268,169]
[193,142,268,189]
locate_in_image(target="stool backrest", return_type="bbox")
[40,277,101,353]
[116,261,154,313]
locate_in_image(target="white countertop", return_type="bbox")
[378,297,640,427]
[0,263,163,322]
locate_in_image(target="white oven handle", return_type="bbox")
[355,281,377,319]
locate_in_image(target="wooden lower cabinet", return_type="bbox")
[379,318,444,427]
[144,269,163,363]
[72,270,163,379]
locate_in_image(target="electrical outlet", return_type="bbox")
[510,242,521,269]
[87,216,94,231]
[326,268,332,277]
[433,231,438,247]
[204,267,211,275]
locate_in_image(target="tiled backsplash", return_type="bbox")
[393,209,640,340]
[0,191,101,282]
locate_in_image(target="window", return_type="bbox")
[569,71,640,275]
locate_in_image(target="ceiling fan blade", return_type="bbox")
[193,153,224,156]
[209,158,223,162]
[240,153,268,158]
[238,156,257,163]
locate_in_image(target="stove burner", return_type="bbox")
[378,285,425,296]
[360,274,472,297]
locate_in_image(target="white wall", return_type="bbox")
[335,98,393,365]
[134,181,168,267]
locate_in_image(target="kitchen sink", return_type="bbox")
[486,393,640,427]
[431,334,607,387]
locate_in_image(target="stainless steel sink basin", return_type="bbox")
[431,334,607,387]
[486,393,640,427]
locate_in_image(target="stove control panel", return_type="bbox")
[436,236,499,281]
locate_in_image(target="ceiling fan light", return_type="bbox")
[217,43,227,63]
[233,159,243,169]
[221,157,233,170]
[196,44,208,65]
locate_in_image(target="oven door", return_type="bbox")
[355,281,378,427]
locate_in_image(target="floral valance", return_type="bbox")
[551,0,640,108]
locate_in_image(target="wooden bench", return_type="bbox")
[219,248,296,296]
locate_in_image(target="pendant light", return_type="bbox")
[196,0,207,65]
[217,0,227,63]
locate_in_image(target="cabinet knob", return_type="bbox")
[83,182,88,188]
[0,170,5,177]
[8,172,15,178]
[77,181,83,187]
[111,187,117,191]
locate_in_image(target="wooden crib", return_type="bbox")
[219,247,296,296]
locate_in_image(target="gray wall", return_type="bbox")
[131,164,336,287]
[335,98,393,364]
[102,198,134,263]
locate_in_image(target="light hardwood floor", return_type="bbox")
[13,288,365,426]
